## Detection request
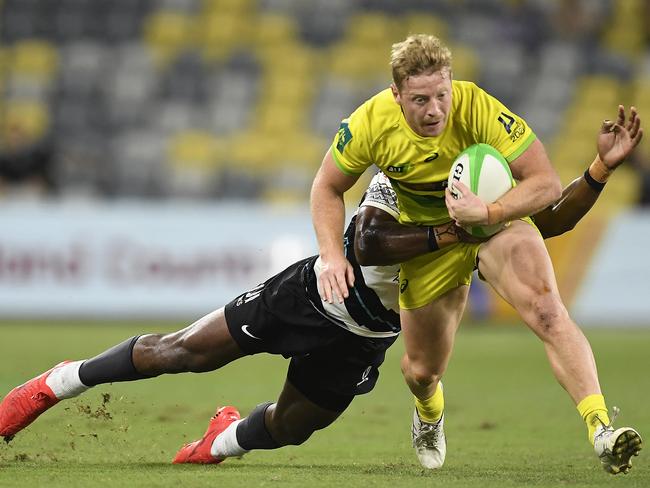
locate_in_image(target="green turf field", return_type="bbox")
[0,321,648,487]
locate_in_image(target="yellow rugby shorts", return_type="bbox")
[398,217,538,310]
[398,242,480,310]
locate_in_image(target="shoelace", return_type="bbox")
[413,418,442,449]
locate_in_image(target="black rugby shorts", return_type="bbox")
[224,256,397,411]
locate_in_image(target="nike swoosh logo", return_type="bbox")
[241,325,262,340]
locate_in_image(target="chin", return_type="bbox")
[421,126,442,137]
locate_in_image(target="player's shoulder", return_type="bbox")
[452,80,483,106]
[360,172,400,220]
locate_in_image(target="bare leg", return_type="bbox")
[0,307,246,439]
[478,220,601,403]
[265,381,343,447]
[399,285,469,401]
[134,308,245,375]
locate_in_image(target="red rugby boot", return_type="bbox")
[172,406,241,464]
[0,361,70,441]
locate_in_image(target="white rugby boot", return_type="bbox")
[593,407,643,474]
[412,408,446,469]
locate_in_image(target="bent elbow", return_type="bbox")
[354,228,382,266]
[540,221,575,240]
[355,252,372,267]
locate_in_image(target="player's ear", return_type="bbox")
[390,83,401,103]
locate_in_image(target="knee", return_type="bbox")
[526,293,569,337]
[401,355,441,389]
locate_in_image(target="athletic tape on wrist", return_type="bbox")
[588,155,612,183]
[486,201,505,225]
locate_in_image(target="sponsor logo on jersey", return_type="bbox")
[498,112,526,143]
[336,121,353,153]
[508,123,526,143]
[424,153,439,162]
[241,324,262,340]
[399,279,409,294]
[235,283,264,306]
[387,154,438,174]
[498,112,515,134]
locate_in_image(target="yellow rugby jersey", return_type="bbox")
[331,81,536,226]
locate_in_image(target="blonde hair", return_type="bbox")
[390,34,452,89]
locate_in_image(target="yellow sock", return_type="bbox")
[576,394,610,445]
[414,383,444,423]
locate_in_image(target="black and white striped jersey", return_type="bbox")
[310,172,401,338]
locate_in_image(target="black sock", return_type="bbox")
[236,402,279,450]
[78,335,154,387]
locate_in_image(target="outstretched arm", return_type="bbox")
[534,105,643,238]
[311,148,361,303]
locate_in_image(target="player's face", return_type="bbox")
[392,68,452,137]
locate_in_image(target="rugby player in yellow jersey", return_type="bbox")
[310,33,643,474]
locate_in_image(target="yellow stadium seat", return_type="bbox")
[10,40,59,81]
[0,46,9,76]
[345,13,396,47]
[328,41,387,81]
[448,42,479,81]
[595,166,640,214]
[281,131,326,167]
[254,102,307,134]
[401,13,450,42]
[229,131,280,172]
[255,43,321,75]
[576,76,621,107]
[602,0,644,59]
[197,12,251,62]
[167,130,221,170]
[143,11,193,66]
[631,78,650,106]
[260,73,315,104]
[1,100,50,140]
[202,0,255,15]
[254,13,298,47]
[260,131,327,204]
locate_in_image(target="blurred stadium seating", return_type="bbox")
[2,0,648,205]
[1,0,650,321]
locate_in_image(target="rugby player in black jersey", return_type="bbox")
[0,112,641,466]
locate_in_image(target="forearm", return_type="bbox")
[534,157,608,238]
[310,185,347,259]
[489,173,562,225]
[355,220,462,266]
[533,177,597,238]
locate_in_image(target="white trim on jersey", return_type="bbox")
[312,172,401,338]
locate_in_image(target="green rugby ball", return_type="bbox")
[447,143,514,238]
